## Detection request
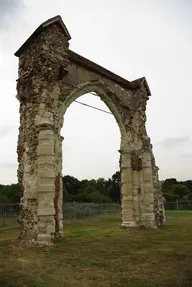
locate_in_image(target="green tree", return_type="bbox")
[86,191,111,203]
[171,184,190,199]
[162,178,177,193]
[107,171,120,203]
[0,184,20,203]
[95,178,108,195]
[62,175,81,196]
[163,192,180,202]
[0,194,9,203]
[177,180,192,193]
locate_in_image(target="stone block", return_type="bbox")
[135,215,141,222]
[121,195,133,202]
[38,165,55,175]
[37,169,55,178]
[38,222,46,233]
[121,186,133,196]
[38,103,46,114]
[142,152,151,167]
[37,144,54,156]
[38,215,55,222]
[145,213,155,221]
[38,201,54,210]
[121,169,132,183]
[121,182,132,190]
[59,219,63,229]
[38,130,54,140]
[143,182,153,193]
[24,164,32,173]
[38,221,46,229]
[44,111,53,118]
[38,138,54,146]
[120,152,131,166]
[121,215,135,223]
[144,192,154,203]
[121,202,133,210]
[46,225,55,234]
[35,115,42,126]
[37,208,55,216]
[37,184,55,193]
[132,188,139,196]
[38,194,54,209]
[39,177,55,185]
[23,175,37,199]
[143,168,153,182]
[121,221,137,228]
[37,234,52,242]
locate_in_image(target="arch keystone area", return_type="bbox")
[15,15,165,245]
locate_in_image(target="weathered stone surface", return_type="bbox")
[15,15,165,245]
[37,184,55,193]
[38,130,54,139]
[37,234,52,243]
[37,145,55,156]
[37,208,55,216]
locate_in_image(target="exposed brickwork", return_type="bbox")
[131,151,142,172]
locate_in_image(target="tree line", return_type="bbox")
[161,178,192,201]
[0,172,120,204]
[0,173,192,204]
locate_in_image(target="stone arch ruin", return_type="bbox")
[15,15,165,245]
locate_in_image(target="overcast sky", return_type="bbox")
[0,0,191,184]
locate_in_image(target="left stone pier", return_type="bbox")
[15,15,71,244]
[36,123,56,244]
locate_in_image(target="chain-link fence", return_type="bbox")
[63,202,120,220]
[164,200,192,210]
[0,202,120,230]
[0,203,20,230]
[0,201,192,230]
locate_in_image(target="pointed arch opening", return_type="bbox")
[59,81,127,143]
[53,82,128,228]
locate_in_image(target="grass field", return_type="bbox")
[0,211,192,287]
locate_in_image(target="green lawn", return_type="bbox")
[0,211,192,287]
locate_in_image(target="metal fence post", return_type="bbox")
[73,202,76,220]
[89,202,92,219]
[2,212,5,227]
[100,203,102,218]
[176,200,179,210]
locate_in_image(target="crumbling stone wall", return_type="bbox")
[15,15,165,245]
[151,149,166,226]
[16,21,69,244]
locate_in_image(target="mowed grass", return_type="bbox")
[0,211,192,287]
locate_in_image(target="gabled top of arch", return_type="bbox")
[68,50,151,96]
[14,15,71,57]
[14,15,151,98]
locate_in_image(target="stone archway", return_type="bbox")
[15,15,165,245]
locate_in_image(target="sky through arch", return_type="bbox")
[61,93,120,180]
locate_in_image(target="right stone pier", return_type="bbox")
[151,146,166,226]
[119,89,165,229]
[120,145,165,228]
[142,150,157,228]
